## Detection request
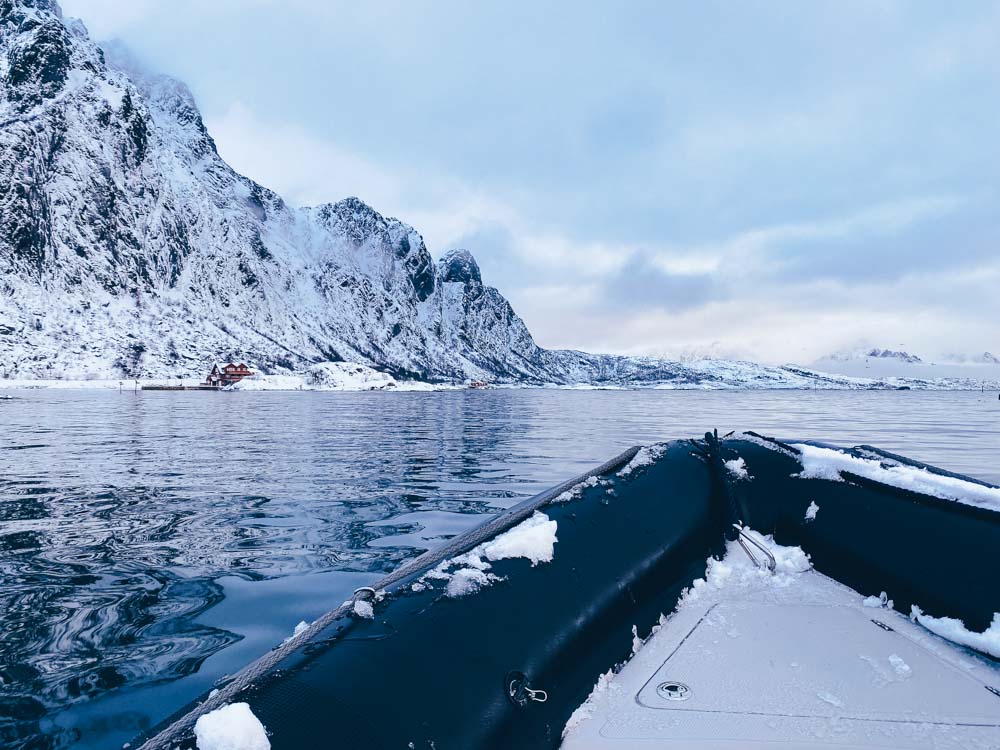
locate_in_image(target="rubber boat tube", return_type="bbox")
[720,432,999,633]
[135,434,1000,749]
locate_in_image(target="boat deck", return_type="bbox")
[562,535,1000,749]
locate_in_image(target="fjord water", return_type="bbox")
[1,389,998,749]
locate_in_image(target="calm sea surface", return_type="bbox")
[1,389,998,749]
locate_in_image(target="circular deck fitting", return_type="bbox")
[656,681,692,702]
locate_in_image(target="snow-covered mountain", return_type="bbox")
[823,348,924,364]
[0,1,996,390]
[943,352,1000,365]
[809,347,1000,384]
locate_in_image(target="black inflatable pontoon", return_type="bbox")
[135,432,1000,749]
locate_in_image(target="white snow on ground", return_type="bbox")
[553,475,600,503]
[228,375,309,392]
[804,501,820,521]
[617,445,666,477]
[228,362,413,391]
[544,383,626,390]
[194,702,270,750]
[792,443,1000,511]
[724,457,750,480]
[418,512,557,597]
[910,607,1000,659]
[0,378,203,390]
[0,363,457,391]
[1,373,996,391]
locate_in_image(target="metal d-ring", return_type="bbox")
[734,524,777,573]
[506,671,548,707]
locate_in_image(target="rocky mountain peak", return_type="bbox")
[865,348,922,363]
[313,196,391,244]
[0,0,61,22]
[2,12,72,109]
[438,249,482,285]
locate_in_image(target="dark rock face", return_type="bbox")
[865,349,922,363]
[0,128,50,271]
[4,19,70,107]
[438,249,482,285]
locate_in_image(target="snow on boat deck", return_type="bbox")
[562,534,1000,749]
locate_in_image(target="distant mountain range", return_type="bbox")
[822,348,924,364]
[0,1,997,390]
[818,347,999,366]
[944,352,1000,365]
[809,348,1000,383]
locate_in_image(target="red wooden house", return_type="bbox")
[204,362,254,387]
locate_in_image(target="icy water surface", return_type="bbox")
[0,389,998,748]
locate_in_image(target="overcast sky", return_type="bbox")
[62,0,1000,363]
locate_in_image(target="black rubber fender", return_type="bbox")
[138,441,721,749]
[720,434,1000,634]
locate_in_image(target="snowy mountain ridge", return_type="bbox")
[943,352,1000,365]
[823,348,924,364]
[0,1,996,390]
[809,346,1000,385]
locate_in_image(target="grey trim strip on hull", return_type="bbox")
[137,445,642,750]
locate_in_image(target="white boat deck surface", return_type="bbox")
[562,535,1000,749]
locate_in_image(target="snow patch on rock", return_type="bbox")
[227,362,398,391]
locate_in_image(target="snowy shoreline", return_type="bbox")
[1,359,998,393]
[0,379,998,392]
